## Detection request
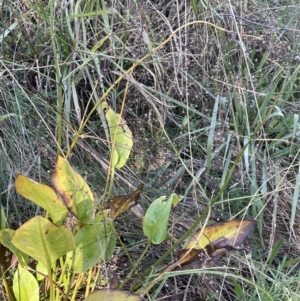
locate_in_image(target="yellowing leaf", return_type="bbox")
[51,155,94,222]
[101,102,133,169]
[186,219,256,250]
[15,174,68,226]
[84,289,142,301]
[177,220,256,267]
[11,216,75,267]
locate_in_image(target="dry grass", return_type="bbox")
[1,0,300,300]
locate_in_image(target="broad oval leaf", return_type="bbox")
[143,194,177,244]
[13,264,39,301]
[51,155,94,223]
[101,102,133,169]
[186,219,256,250]
[84,289,142,301]
[15,174,68,226]
[11,216,75,268]
[66,212,114,273]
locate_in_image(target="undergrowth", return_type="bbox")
[1,0,300,300]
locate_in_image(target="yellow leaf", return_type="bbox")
[51,156,94,222]
[84,289,142,301]
[15,174,68,226]
[186,219,256,250]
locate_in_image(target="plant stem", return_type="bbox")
[49,0,63,154]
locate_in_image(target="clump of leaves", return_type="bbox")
[0,104,141,301]
[0,162,257,300]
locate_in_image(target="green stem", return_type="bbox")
[108,167,115,198]
[49,0,63,154]
[56,83,63,154]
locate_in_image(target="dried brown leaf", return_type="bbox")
[105,186,143,219]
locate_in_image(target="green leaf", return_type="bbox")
[51,155,95,223]
[143,194,177,244]
[0,229,29,266]
[84,289,142,301]
[268,239,283,265]
[101,102,133,169]
[75,198,95,224]
[104,229,117,262]
[172,194,183,207]
[67,212,113,272]
[0,205,7,229]
[190,0,199,14]
[15,174,69,226]
[11,216,75,268]
[13,265,39,301]
[233,278,245,299]
[36,261,48,281]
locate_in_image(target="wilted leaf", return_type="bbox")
[176,220,256,267]
[105,186,143,219]
[186,219,256,250]
[84,289,142,301]
[177,248,204,266]
[13,264,39,301]
[51,155,94,223]
[66,212,113,273]
[101,102,133,169]
[11,216,75,268]
[143,194,178,244]
[15,174,69,226]
[177,236,247,267]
